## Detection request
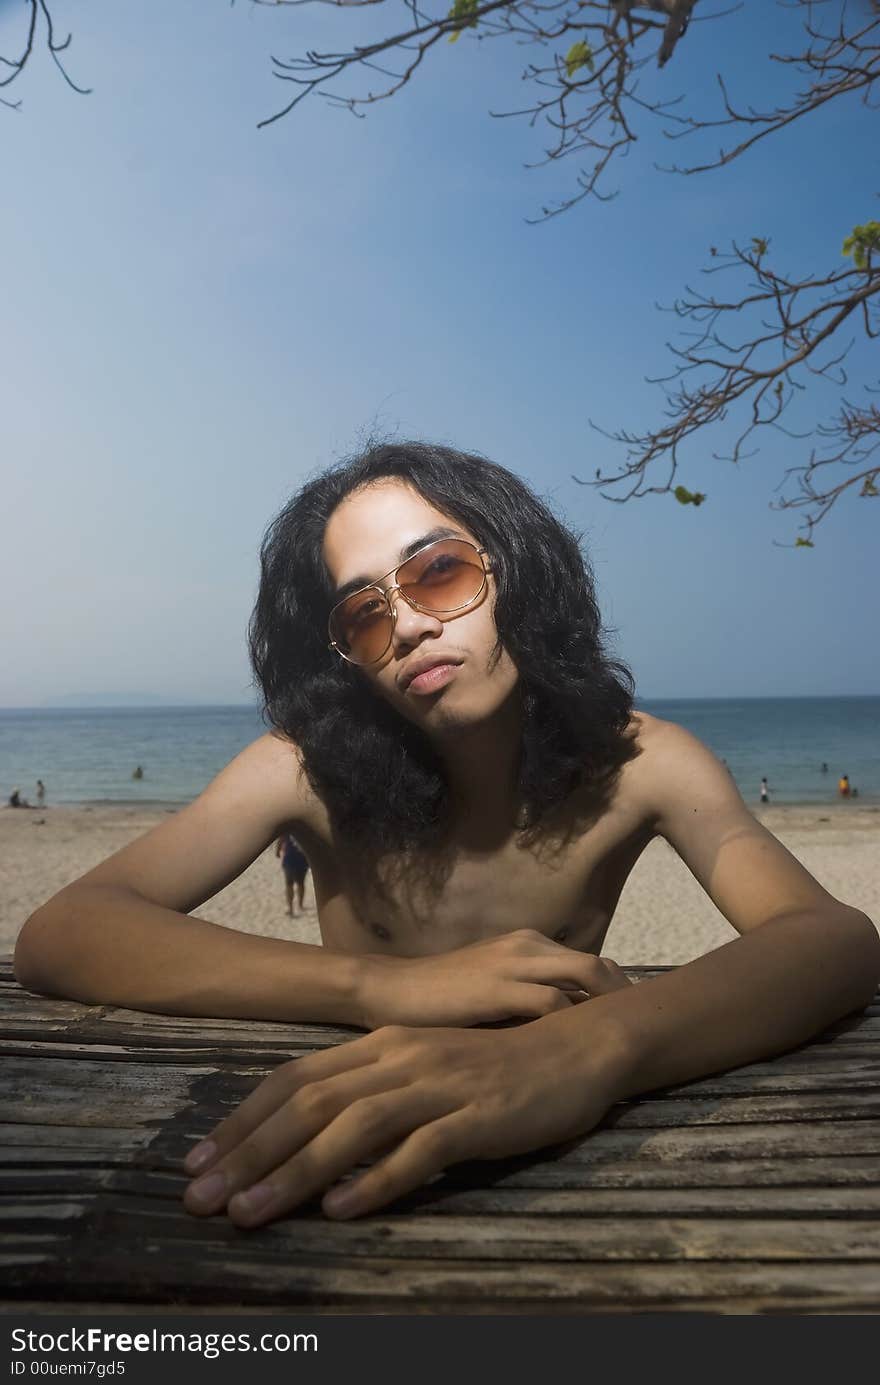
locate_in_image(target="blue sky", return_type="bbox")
[2,0,877,705]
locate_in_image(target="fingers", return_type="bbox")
[581,956,632,995]
[229,1087,457,1228]
[507,982,575,1017]
[323,1112,471,1220]
[184,1057,412,1218]
[183,1032,383,1181]
[515,951,632,998]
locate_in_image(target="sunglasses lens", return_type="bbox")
[398,540,486,613]
[330,539,486,665]
[329,590,392,664]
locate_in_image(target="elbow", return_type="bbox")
[840,906,880,1011]
[14,892,78,998]
[14,910,52,995]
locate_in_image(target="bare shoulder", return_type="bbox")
[207,731,324,830]
[620,711,742,830]
[618,715,846,935]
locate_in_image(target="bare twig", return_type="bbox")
[582,234,880,538]
[1,0,90,108]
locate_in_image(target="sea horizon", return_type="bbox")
[2,696,878,809]
[3,691,877,712]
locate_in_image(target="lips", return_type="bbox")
[398,655,462,693]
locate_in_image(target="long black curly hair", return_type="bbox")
[248,441,635,853]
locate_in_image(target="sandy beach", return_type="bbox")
[1,800,878,966]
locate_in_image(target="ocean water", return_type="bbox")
[0,697,877,807]
[638,697,879,807]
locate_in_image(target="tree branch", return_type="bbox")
[583,231,880,539]
[1,0,90,109]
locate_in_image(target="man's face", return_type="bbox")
[322,479,520,737]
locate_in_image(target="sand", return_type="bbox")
[2,801,878,966]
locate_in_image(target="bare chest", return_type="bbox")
[309,810,653,958]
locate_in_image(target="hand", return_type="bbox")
[183,1005,632,1227]
[356,929,633,1029]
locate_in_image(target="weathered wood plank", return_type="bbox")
[1,1061,214,1126]
[601,1090,880,1127]
[8,1079,880,1162]
[436,1156,880,1189]
[0,1040,313,1068]
[9,1151,880,1198]
[6,1195,880,1263]
[0,985,360,1050]
[4,1226,880,1310]
[361,1183,880,1217]
[1,1124,154,1153]
[6,1055,880,1131]
[659,1059,880,1095]
[5,1040,880,1099]
[5,1148,880,1198]
[6,1168,880,1217]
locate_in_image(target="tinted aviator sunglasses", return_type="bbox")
[328,536,491,666]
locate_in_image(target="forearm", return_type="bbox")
[14,884,363,1025]
[553,906,880,1100]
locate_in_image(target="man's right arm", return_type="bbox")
[13,734,363,1025]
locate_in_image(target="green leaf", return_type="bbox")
[565,40,594,79]
[447,0,479,41]
[751,236,769,259]
[673,485,707,507]
[795,537,814,548]
[843,221,880,270]
[861,476,879,497]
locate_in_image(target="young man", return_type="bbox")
[15,443,880,1230]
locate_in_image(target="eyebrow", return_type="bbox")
[332,526,465,604]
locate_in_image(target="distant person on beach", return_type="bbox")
[759,778,769,805]
[36,780,45,806]
[821,763,828,774]
[17,441,880,1230]
[132,766,144,780]
[838,774,851,798]
[275,833,310,917]
[7,787,35,809]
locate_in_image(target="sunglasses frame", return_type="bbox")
[328,536,491,666]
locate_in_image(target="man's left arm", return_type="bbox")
[589,720,880,1098]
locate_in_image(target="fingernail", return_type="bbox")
[184,1139,217,1175]
[231,1182,275,1217]
[188,1170,227,1206]
[324,1184,359,1218]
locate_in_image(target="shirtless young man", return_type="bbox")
[15,442,880,1230]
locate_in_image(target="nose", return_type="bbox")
[387,585,443,650]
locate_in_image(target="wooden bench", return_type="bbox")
[2,959,879,1314]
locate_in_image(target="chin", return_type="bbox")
[418,686,517,738]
